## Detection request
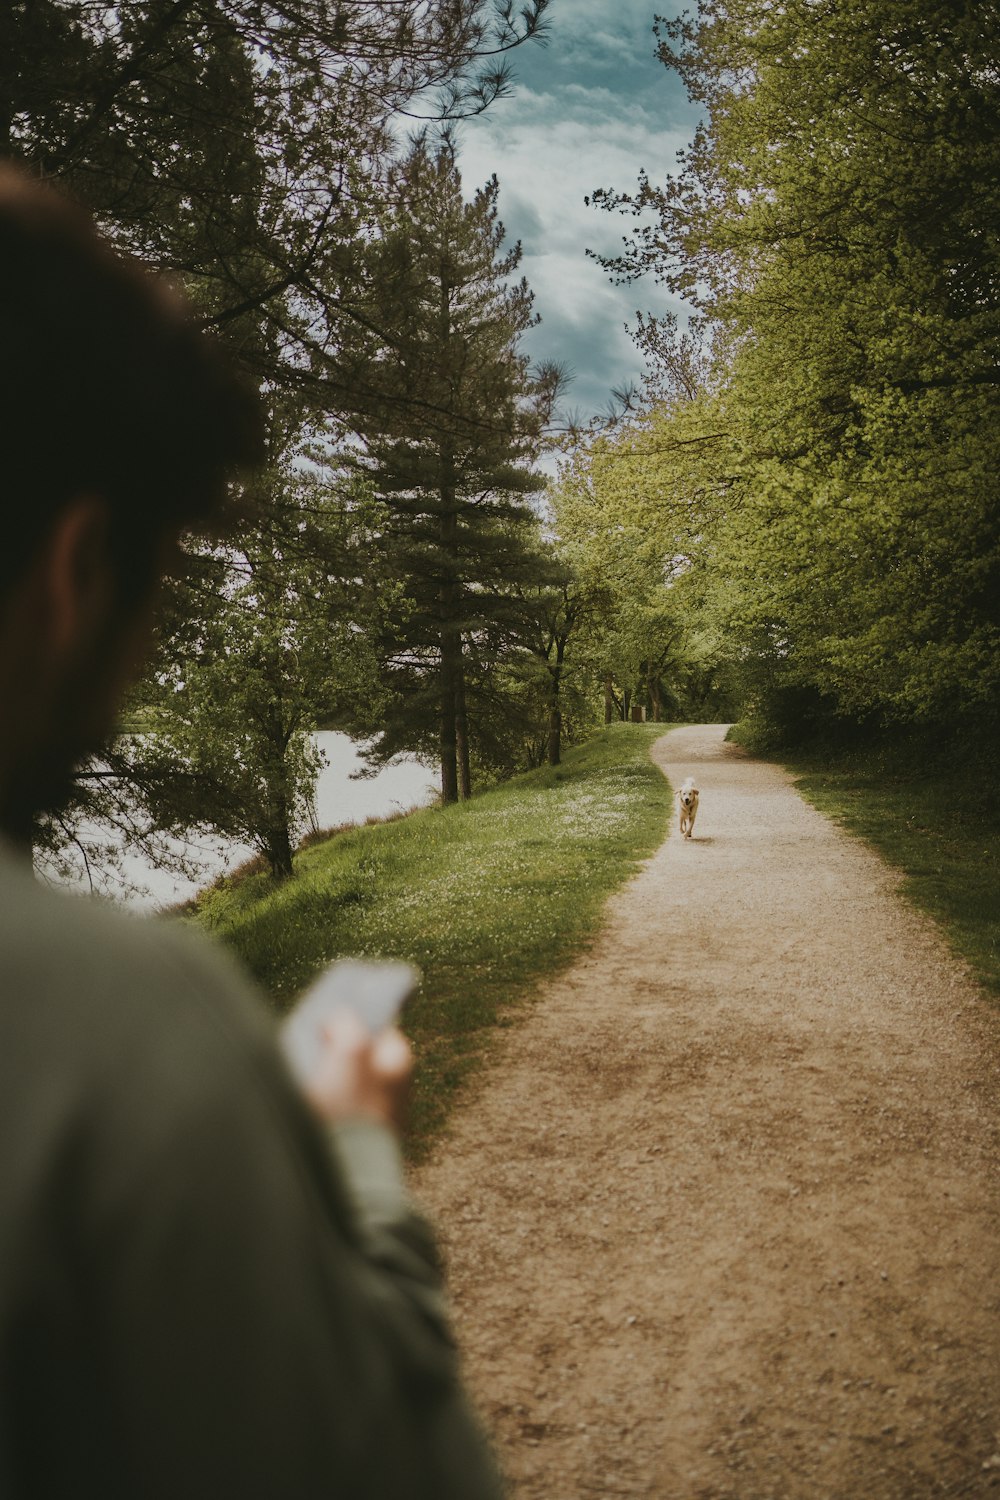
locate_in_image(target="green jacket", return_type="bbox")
[0,843,502,1499]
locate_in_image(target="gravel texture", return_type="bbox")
[413,724,1000,1499]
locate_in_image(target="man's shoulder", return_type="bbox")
[0,844,276,1095]
[0,847,317,1233]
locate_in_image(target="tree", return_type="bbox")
[115,464,383,880]
[548,404,735,730]
[591,0,1000,741]
[10,3,554,880]
[531,573,586,767]
[341,138,562,801]
[2,1,552,401]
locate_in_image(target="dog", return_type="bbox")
[676,777,700,840]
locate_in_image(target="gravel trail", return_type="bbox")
[413,724,1000,1499]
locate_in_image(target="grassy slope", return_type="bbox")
[193,723,674,1156]
[777,736,1000,998]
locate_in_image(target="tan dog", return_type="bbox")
[676,777,700,839]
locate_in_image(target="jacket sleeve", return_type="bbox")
[83,933,504,1500]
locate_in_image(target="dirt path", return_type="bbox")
[413,724,1000,1499]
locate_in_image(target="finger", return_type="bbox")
[371,1026,413,1082]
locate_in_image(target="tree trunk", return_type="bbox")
[266,822,294,881]
[456,653,472,800]
[547,640,565,765]
[547,702,562,766]
[649,667,662,723]
[623,688,632,722]
[438,466,460,805]
[604,674,615,725]
[439,629,460,804]
[260,701,296,879]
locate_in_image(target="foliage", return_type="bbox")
[517,558,605,767]
[11,3,554,877]
[3,0,552,398]
[590,0,1000,742]
[550,406,739,726]
[103,464,385,881]
[337,137,563,800]
[189,722,675,1156]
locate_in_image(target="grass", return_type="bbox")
[773,733,1000,998]
[191,723,675,1157]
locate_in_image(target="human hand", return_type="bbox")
[301,1009,413,1133]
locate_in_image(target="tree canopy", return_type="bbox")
[590,0,1000,743]
[3,0,552,404]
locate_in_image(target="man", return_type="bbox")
[0,164,502,1499]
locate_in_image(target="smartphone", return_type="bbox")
[280,958,420,1082]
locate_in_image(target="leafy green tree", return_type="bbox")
[549,411,733,728]
[530,573,587,767]
[114,465,386,880]
[592,0,1000,741]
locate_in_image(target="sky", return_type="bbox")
[456,0,700,425]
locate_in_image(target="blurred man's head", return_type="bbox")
[0,163,261,844]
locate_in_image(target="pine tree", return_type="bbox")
[342,139,562,801]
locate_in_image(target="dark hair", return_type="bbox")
[0,162,263,599]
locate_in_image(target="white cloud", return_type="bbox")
[457,24,696,419]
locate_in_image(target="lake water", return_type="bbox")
[61,732,438,910]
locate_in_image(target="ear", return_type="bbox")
[42,496,113,658]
